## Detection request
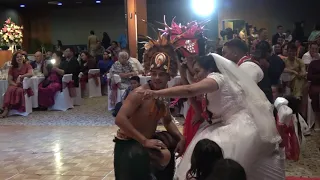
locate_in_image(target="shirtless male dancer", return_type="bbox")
[114,34,185,180]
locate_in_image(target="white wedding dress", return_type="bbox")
[174,54,285,180]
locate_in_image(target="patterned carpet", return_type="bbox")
[0,96,319,178]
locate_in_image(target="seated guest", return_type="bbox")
[38,51,68,108]
[21,51,29,64]
[110,51,136,89]
[0,52,33,118]
[186,139,223,180]
[93,41,105,59]
[307,57,320,130]
[45,51,53,60]
[98,50,114,75]
[122,49,144,74]
[273,43,282,55]
[79,51,97,94]
[30,51,44,72]
[295,40,305,58]
[107,41,121,61]
[64,48,80,87]
[283,43,306,99]
[98,50,114,95]
[279,43,288,60]
[80,51,96,74]
[302,42,320,71]
[112,76,141,117]
[206,159,247,180]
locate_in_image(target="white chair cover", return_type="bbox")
[87,69,102,98]
[31,76,45,108]
[72,73,83,106]
[307,96,315,129]
[8,77,33,116]
[107,73,125,111]
[48,74,74,111]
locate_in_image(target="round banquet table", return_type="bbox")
[0,80,8,107]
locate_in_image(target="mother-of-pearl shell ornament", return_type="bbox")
[155,53,167,67]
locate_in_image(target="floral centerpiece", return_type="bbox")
[0,18,23,51]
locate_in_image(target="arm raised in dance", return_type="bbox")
[146,78,219,99]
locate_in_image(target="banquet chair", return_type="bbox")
[87,69,102,98]
[48,74,74,111]
[31,76,45,108]
[307,96,315,129]
[72,73,83,106]
[107,73,126,111]
[8,77,33,116]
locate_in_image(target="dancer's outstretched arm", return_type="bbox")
[152,78,219,98]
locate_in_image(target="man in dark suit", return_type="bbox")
[64,48,80,87]
[272,25,285,45]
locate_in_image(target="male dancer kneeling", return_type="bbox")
[114,34,185,180]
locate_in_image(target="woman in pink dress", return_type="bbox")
[38,51,68,108]
[0,52,33,118]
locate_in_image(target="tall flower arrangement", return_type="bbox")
[0,18,23,48]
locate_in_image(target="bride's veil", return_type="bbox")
[210,53,281,144]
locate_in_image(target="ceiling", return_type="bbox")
[0,0,124,8]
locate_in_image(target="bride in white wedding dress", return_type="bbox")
[138,53,285,180]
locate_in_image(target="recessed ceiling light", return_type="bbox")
[96,0,101,3]
[20,4,25,8]
[57,2,62,5]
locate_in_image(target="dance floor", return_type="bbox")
[0,97,319,179]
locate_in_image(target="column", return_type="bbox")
[126,0,147,58]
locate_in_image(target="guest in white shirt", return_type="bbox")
[302,42,320,69]
[223,39,264,83]
[121,49,144,74]
[30,51,44,72]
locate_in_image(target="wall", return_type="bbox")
[50,5,126,46]
[218,0,320,38]
[0,7,20,25]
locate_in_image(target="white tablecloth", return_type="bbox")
[0,80,8,107]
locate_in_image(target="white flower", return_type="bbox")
[163,65,168,70]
